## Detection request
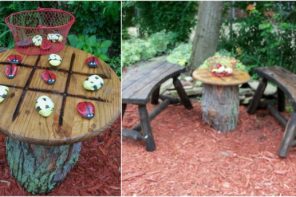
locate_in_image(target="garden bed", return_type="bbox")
[122,101,296,196]
[0,118,121,196]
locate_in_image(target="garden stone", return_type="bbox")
[248,80,277,96]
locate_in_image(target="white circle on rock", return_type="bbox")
[32,35,43,46]
[83,75,104,91]
[48,54,62,67]
[0,85,9,103]
[35,95,55,117]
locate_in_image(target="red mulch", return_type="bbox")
[0,118,121,196]
[122,101,296,196]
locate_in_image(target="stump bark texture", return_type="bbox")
[201,84,239,132]
[6,137,81,194]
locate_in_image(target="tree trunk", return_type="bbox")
[189,2,224,71]
[201,84,239,132]
[6,138,81,194]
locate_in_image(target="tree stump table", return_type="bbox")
[0,46,120,194]
[193,68,250,132]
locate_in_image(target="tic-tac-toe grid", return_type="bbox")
[0,46,120,145]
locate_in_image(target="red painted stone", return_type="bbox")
[85,56,100,68]
[40,39,52,50]
[77,102,95,119]
[5,64,18,79]
[7,55,22,64]
[41,70,56,85]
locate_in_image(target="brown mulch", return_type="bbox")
[0,118,121,196]
[122,101,296,196]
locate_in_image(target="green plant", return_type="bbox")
[123,1,198,41]
[122,31,178,67]
[167,43,192,66]
[68,34,120,77]
[219,2,296,76]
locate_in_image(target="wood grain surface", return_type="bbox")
[192,68,250,86]
[122,59,184,104]
[0,46,120,145]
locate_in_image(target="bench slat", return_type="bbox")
[256,67,296,106]
[122,61,184,104]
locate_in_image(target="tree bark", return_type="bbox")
[201,84,239,132]
[6,138,81,194]
[189,2,224,71]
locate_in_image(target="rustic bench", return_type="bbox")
[248,66,296,158]
[122,58,193,151]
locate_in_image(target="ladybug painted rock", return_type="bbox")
[40,39,52,50]
[41,70,56,85]
[83,75,104,91]
[5,64,18,79]
[47,33,63,42]
[7,55,22,64]
[77,102,95,119]
[0,85,9,103]
[32,35,43,46]
[35,95,55,117]
[85,56,100,68]
[48,54,62,67]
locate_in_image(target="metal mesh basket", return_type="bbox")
[5,8,75,55]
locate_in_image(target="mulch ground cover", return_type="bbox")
[122,101,296,196]
[0,118,121,196]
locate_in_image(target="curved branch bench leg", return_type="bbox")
[247,78,267,114]
[151,87,160,105]
[173,77,193,110]
[6,137,81,194]
[278,113,296,158]
[138,105,156,151]
[277,88,285,112]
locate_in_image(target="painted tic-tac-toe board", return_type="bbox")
[0,46,120,145]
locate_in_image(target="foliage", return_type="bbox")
[219,2,296,75]
[0,1,120,76]
[199,52,247,71]
[122,1,198,42]
[122,31,177,67]
[167,43,192,67]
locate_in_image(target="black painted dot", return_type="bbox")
[43,98,46,101]
[45,105,50,109]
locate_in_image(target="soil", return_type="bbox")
[122,101,296,196]
[0,118,121,196]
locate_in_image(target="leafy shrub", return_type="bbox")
[122,1,198,42]
[167,43,192,66]
[122,31,177,67]
[219,2,296,75]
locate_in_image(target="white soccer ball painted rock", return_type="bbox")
[0,85,9,103]
[47,33,63,42]
[32,35,43,46]
[83,75,104,91]
[48,54,62,67]
[35,95,55,117]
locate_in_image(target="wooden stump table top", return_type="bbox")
[0,46,120,145]
[192,68,250,86]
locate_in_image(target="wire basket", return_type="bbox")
[5,8,75,55]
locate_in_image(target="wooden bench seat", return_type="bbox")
[122,58,192,151]
[248,66,296,158]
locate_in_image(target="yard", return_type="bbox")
[122,102,296,196]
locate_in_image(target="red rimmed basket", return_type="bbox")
[5,8,75,55]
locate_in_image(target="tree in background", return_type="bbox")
[122,1,198,42]
[189,2,224,71]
